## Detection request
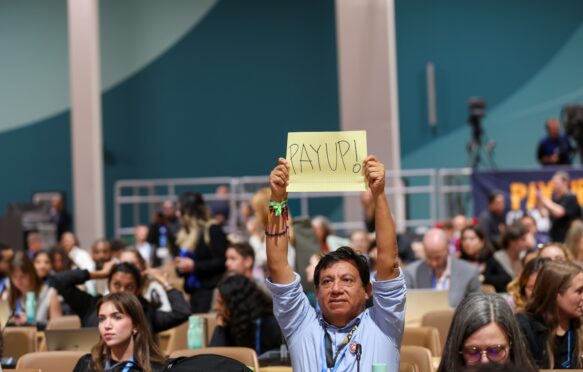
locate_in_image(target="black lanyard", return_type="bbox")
[324,319,360,369]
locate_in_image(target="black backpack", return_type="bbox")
[163,355,254,372]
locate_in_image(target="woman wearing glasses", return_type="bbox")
[438,293,537,372]
[516,260,583,369]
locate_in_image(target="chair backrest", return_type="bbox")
[170,347,259,372]
[3,326,37,359]
[420,308,455,351]
[158,320,189,356]
[16,351,86,372]
[400,346,433,372]
[399,361,419,372]
[402,326,442,357]
[480,284,496,294]
[3,369,41,372]
[46,315,81,330]
[260,367,293,372]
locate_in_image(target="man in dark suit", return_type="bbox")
[404,228,480,307]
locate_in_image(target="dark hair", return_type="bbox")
[228,242,255,263]
[91,292,164,372]
[438,293,537,372]
[108,262,142,290]
[459,226,493,263]
[500,223,527,250]
[178,191,208,221]
[109,238,127,253]
[0,242,12,251]
[488,191,505,204]
[313,246,370,289]
[48,245,72,272]
[462,362,533,372]
[217,275,272,349]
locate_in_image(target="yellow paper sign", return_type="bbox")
[286,131,367,192]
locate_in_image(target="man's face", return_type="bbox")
[60,233,76,252]
[135,226,148,243]
[424,242,449,273]
[547,119,560,139]
[225,248,252,276]
[490,195,505,215]
[315,260,369,328]
[350,231,370,255]
[92,241,112,268]
[552,175,568,195]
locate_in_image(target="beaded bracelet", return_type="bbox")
[265,225,289,237]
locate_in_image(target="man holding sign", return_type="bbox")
[265,154,405,371]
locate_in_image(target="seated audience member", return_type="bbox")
[538,170,581,243]
[537,117,574,166]
[266,156,405,371]
[135,225,155,267]
[536,242,572,261]
[516,260,583,369]
[92,239,114,295]
[33,250,52,283]
[119,248,171,312]
[505,257,549,312]
[73,292,165,372]
[52,262,189,333]
[565,220,583,267]
[225,242,254,279]
[60,231,97,294]
[405,228,480,307]
[522,248,539,267]
[312,215,349,252]
[520,214,549,246]
[26,232,45,258]
[0,242,15,300]
[7,252,61,325]
[438,293,537,372]
[459,226,494,279]
[174,191,228,313]
[484,224,529,292]
[49,245,72,273]
[478,191,506,250]
[210,275,281,354]
[349,229,371,256]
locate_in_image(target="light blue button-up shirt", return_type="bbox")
[266,270,406,371]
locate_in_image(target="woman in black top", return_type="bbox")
[210,274,281,355]
[73,292,165,372]
[52,262,190,334]
[516,260,583,369]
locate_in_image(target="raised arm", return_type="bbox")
[364,155,399,280]
[266,157,295,284]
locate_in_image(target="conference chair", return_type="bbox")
[399,361,418,372]
[3,369,40,372]
[46,315,81,329]
[159,319,189,356]
[260,367,293,372]
[400,346,433,372]
[170,346,259,372]
[16,351,85,372]
[402,326,442,357]
[420,308,455,351]
[3,326,37,360]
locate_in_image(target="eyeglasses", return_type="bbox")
[460,344,509,363]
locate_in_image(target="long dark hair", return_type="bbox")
[90,293,164,372]
[217,275,272,349]
[438,293,537,372]
[9,252,43,311]
[523,260,583,368]
[459,226,493,263]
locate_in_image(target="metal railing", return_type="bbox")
[113,167,474,237]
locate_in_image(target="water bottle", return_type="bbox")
[158,226,167,248]
[372,363,388,372]
[25,291,36,324]
[187,315,204,349]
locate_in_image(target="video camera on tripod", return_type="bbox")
[467,97,496,168]
[562,104,583,163]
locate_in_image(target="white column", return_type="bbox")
[68,0,104,246]
[335,0,404,232]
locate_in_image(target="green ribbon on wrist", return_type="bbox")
[269,200,288,216]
